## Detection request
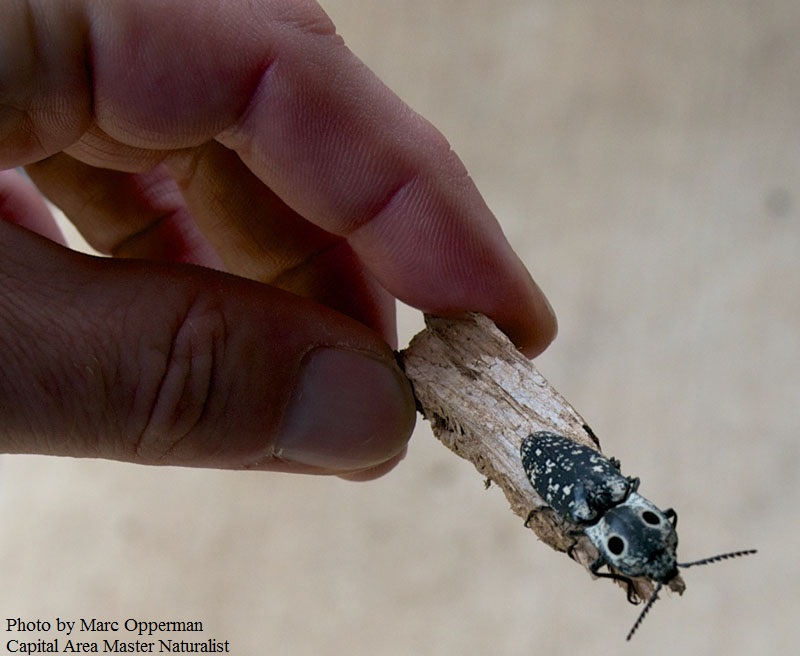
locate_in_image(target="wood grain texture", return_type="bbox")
[400,313,685,601]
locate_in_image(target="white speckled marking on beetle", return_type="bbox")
[520,431,757,640]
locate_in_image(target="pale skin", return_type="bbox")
[0,0,557,479]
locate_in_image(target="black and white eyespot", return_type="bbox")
[606,534,628,558]
[640,510,663,526]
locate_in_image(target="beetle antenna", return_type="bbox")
[627,550,757,640]
[626,581,662,641]
[678,548,757,569]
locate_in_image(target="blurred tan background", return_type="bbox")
[1,1,797,654]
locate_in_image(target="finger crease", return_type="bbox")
[343,170,423,239]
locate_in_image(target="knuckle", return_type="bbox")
[133,297,225,463]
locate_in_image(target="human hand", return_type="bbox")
[0,0,556,478]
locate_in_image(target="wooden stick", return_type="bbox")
[399,313,684,601]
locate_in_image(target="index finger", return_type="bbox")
[1,0,556,354]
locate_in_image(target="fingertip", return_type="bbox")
[507,278,558,359]
[270,346,416,471]
[0,169,66,244]
[336,447,408,482]
[425,271,558,360]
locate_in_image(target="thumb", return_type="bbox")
[0,222,415,475]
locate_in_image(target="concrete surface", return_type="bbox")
[1,1,797,654]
